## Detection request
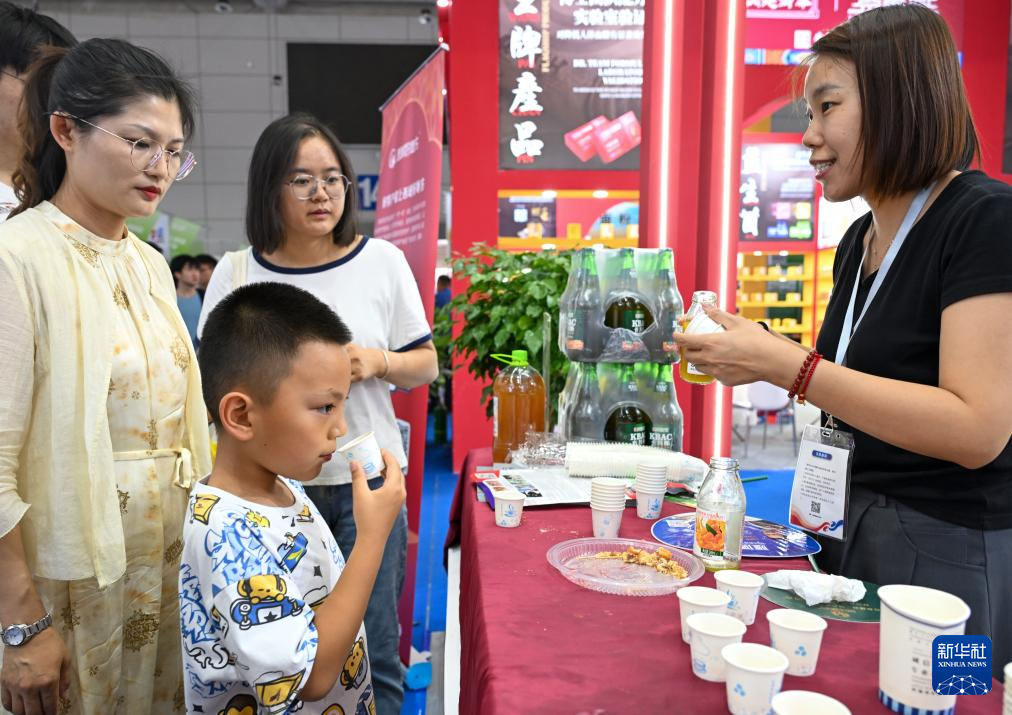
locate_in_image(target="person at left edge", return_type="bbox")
[0,39,209,714]
[0,1,76,223]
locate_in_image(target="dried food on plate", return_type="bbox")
[587,545,688,579]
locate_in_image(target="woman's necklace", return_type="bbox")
[867,224,896,274]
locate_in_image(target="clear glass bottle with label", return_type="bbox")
[679,290,720,384]
[693,456,746,571]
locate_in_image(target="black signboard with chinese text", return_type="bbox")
[498,0,644,170]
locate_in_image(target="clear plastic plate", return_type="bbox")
[546,537,705,597]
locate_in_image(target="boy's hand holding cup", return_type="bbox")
[349,448,406,543]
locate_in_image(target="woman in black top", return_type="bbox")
[676,5,1012,680]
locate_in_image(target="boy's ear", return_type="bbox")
[218,391,256,442]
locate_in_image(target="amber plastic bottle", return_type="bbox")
[491,350,546,463]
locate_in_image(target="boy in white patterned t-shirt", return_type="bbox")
[180,282,405,715]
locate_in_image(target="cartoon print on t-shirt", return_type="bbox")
[254,669,305,713]
[296,504,314,522]
[230,574,303,629]
[245,509,270,528]
[191,493,220,524]
[279,532,309,572]
[340,637,368,690]
[216,692,257,715]
[355,683,376,715]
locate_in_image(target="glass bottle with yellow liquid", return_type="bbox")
[679,290,720,385]
[693,456,746,571]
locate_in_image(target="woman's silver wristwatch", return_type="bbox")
[1,612,53,647]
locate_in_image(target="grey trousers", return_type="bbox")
[816,486,1012,682]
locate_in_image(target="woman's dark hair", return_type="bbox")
[800,4,979,200]
[0,1,76,73]
[246,112,359,254]
[11,38,197,217]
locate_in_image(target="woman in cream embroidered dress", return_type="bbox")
[23,206,192,711]
[0,40,208,715]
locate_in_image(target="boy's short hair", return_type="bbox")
[198,282,353,426]
[195,253,218,268]
[0,1,76,73]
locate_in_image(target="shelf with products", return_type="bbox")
[736,249,815,344]
[815,246,838,334]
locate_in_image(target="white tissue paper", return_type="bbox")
[765,570,866,606]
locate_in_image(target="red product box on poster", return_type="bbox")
[593,111,642,163]
[564,115,609,162]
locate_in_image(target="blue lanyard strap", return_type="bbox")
[834,183,935,366]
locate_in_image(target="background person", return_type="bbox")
[0,1,75,223]
[198,112,438,714]
[674,4,1012,680]
[0,39,210,713]
[194,252,217,296]
[170,253,202,346]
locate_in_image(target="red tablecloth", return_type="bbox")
[448,448,1004,715]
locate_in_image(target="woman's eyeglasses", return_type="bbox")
[287,174,351,201]
[54,111,197,181]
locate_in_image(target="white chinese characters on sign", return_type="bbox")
[847,0,939,18]
[740,207,761,237]
[510,25,542,68]
[510,121,544,164]
[746,0,814,9]
[573,8,645,26]
[509,72,544,116]
[512,0,538,17]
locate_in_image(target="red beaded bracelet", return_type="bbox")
[796,352,822,405]
[788,349,821,401]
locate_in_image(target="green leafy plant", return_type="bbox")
[448,243,573,422]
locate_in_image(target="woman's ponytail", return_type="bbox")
[10,46,69,218]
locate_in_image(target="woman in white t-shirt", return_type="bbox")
[197,112,437,715]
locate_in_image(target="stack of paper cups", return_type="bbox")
[634,461,667,519]
[590,477,627,538]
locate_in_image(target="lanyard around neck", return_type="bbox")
[834,183,935,366]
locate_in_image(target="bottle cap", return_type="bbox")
[691,290,718,305]
[491,350,529,367]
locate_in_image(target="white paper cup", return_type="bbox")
[589,494,627,507]
[494,495,524,528]
[591,507,624,538]
[677,586,732,644]
[772,690,851,715]
[766,609,828,676]
[686,612,746,682]
[635,477,667,493]
[877,585,970,714]
[635,490,664,519]
[336,431,383,478]
[590,490,627,503]
[636,462,668,481]
[715,569,765,625]
[721,642,789,715]
[590,476,628,492]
